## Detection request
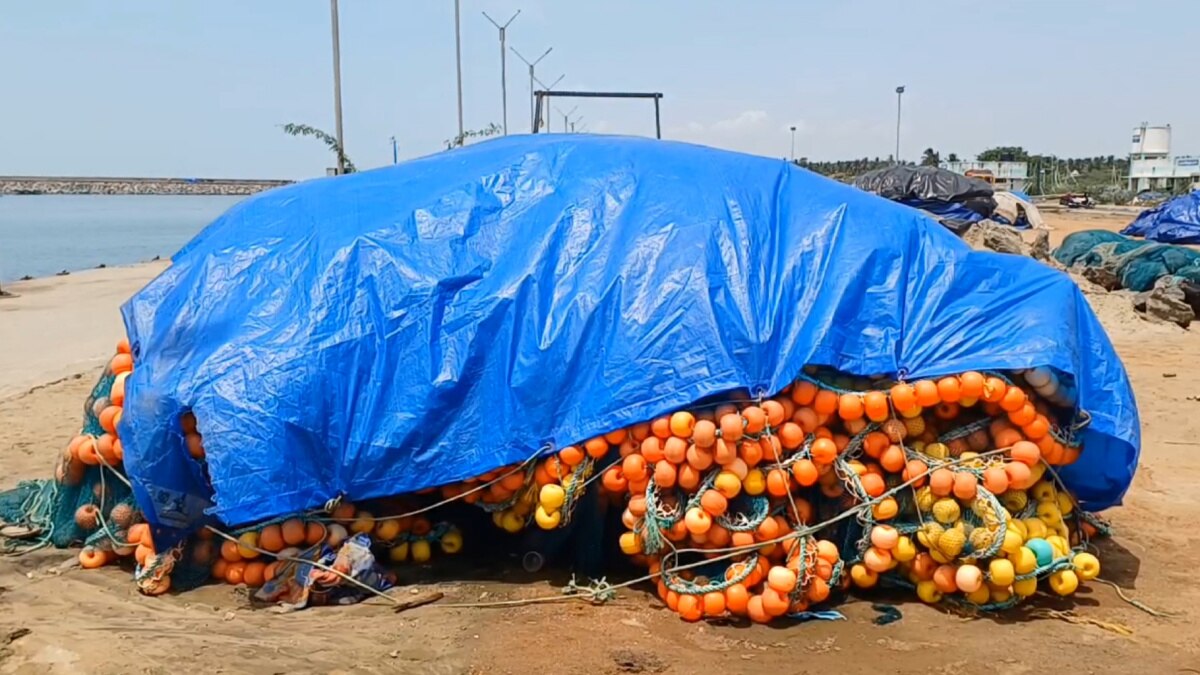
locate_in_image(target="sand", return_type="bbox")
[2,213,1199,674]
[0,263,168,401]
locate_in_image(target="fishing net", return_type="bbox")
[0,365,138,556]
[1055,230,1200,292]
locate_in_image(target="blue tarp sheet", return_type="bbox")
[902,199,987,227]
[1122,191,1200,244]
[118,134,1140,530]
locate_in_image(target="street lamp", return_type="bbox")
[329,0,346,174]
[789,125,797,161]
[454,0,464,140]
[894,85,906,165]
[482,10,521,136]
[511,46,552,132]
[556,105,578,132]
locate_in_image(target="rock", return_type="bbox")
[1029,230,1051,261]
[1080,265,1122,291]
[962,221,1029,256]
[1136,278,1194,328]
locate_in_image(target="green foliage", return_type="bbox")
[977,146,1030,162]
[920,148,940,167]
[946,152,959,162]
[801,157,892,181]
[280,123,356,173]
[445,123,502,150]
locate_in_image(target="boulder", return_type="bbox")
[1133,277,1195,328]
[962,220,1029,256]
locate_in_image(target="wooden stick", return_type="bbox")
[391,591,444,613]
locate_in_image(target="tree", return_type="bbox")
[445,123,502,150]
[920,148,940,166]
[977,146,1029,162]
[280,123,356,173]
[946,152,959,162]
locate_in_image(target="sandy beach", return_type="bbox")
[0,262,168,401]
[3,211,1200,674]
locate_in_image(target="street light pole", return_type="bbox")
[556,105,578,132]
[330,0,346,174]
[454,0,464,140]
[482,10,521,136]
[789,125,796,161]
[390,136,398,164]
[511,46,552,132]
[894,85,906,165]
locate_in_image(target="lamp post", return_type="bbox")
[330,0,346,174]
[482,10,521,136]
[453,0,467,141]
[894,85,906,165]
[789,125,796,161]
[511,46,552,132]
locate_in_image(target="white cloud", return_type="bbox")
[711,109,769,132]
[665,110,803,158]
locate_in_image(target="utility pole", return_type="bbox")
[789,125,797,161]
[482,10,521,136]
[894,85,906,165]
[454,0,464,140]
[556,105,578,132]
[330,0,346,174]
[511,46,552,132]
[390,136,398,164]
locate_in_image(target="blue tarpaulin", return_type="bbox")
[1122,191,1200,244]
[118,134,1139,530]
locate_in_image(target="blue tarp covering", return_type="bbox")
[1122,191,1200,244]
[903,199,987,226]
[118,135,1139,531]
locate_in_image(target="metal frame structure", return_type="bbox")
[532,91,664,139]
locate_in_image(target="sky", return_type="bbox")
[2,0,1198,179]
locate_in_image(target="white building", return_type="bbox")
[940,160,1029,192]
[1128,123,1200,192]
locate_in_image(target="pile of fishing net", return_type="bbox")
[1055,229,1200,292]
[0,135,1137,623]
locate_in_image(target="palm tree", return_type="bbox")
[280,123,356,173]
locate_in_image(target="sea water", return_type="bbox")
[0,194,243,281]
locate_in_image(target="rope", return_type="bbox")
[1092,578,1177,618]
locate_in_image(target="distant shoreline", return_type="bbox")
[1,259,167,292]
[2,257,168,286]
[0,176,289,196]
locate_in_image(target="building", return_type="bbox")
[1128,123,1200,192]
[940,160,1029,192]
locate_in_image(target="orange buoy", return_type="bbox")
[928,468,955,497]
[662,436,687,464]
[812,390,839,417]
[959,371,985,399]
[952,471,978,500]
[110,352,134,375]
[79,547,109,569]
[692,419,717,448]
[856,390,885,422]
[913,380,940,407]
[1010,440,1041,467]
[889,382,917,413]
[791,458,819,487]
